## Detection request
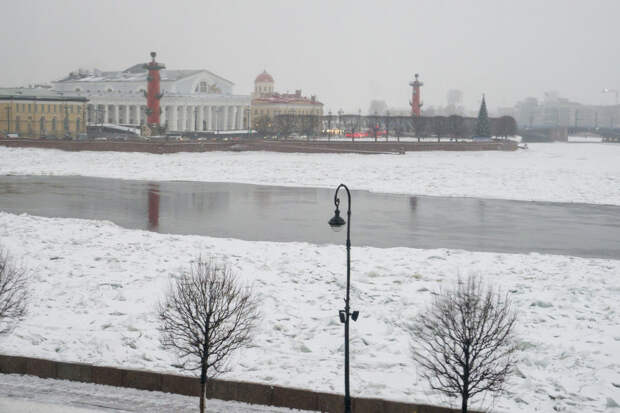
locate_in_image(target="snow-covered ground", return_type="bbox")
[0,212,618,412]
[0,373,312,412]
[2,142,620,205]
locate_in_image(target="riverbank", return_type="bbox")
[0,138,517,154]
[1,143,619,205]
[0,212,618,412]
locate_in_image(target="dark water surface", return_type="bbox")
[1,175,619,259]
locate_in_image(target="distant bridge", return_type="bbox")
[520,126,620,142]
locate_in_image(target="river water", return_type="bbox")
[1,175,618,259]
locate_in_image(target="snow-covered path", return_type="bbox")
[1,143,620,205]
[0,373,313,412]
[1,212,618,412]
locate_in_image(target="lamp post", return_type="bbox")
[328,183,359,413]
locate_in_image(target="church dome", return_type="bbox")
[255,70,274,83]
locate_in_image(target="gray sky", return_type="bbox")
[2,0,619,112]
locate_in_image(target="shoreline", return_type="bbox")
[0,138,518,154]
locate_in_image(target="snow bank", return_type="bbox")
[0,212,618,412]
[1,143,620,205]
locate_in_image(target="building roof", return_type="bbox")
[0,87,88,102]
[55,64,234,85]
[255,70,274,83]
[253,92,322,106]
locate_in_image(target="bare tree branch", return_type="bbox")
[0,246,28,335]
[158,258,259,413]
[410,276,517,413]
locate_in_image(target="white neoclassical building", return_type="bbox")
[52,63,250,133]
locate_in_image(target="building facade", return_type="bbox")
[251,71,323,131]
[53,62,250,133]
[0,87,87,138]
[513,93,620,129]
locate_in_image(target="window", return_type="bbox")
[199,81,208,93]
[28,104,31,113]
[52,118,56,131]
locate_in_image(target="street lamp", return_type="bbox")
[328,183,359,413]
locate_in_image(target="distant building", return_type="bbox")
[251,70,323,130]
[52,60,250,132]
[0,87,87,138]
[514,93,620,129]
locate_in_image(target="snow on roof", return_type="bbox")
[253,92,322,106]
[56,64,234,85]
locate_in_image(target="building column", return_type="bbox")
[112,105,119,124]
[160,105,166,127]
[124,105,130,124]
[206,106,212,130]
[223,106,229,131]
[170,105,178,131]
[135,105,141,125]
[179,105,186,131]
[196,106,204,131]
[189,105,196,131]
[103,105,109,124]
[232,106,238,130]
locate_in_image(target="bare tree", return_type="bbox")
[447,115,466,142]
[494,116,518,140]
[158,258,259,413]
[299,114,320,139]
[274,113,297,138]
[410,276,517,413]
[411,115,427,142]
[254,115,272,137]
[431,116,448,142]
[0,247,28,335]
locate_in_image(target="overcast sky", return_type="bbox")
[2,0,619,112]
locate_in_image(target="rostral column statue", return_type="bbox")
[143,51,165,135]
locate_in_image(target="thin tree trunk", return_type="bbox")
[462,394,468,413]
[200,361,207,413]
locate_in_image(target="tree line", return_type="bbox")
[254,113,517,141]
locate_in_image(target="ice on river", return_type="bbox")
[0,212,618,412]
[1,142,620,205]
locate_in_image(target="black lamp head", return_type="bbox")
[339,310,346,323]
[351,311,359,321]
[328,208,346,230]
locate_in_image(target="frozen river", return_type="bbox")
[1,175,619,259]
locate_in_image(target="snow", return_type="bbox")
[1,142,620,205]
[1,212,618,412]
[0,373,312,412]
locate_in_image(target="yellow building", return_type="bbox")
[0,88,88,138]
[251,71,323,134]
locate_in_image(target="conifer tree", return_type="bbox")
[475,95,491,137]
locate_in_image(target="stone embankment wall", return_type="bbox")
[0,354,478,413]
[0,138,517,154]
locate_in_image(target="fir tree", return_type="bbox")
[475,94,491,137]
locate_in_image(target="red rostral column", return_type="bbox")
[144,51,165,126]
[409,73,424,116]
